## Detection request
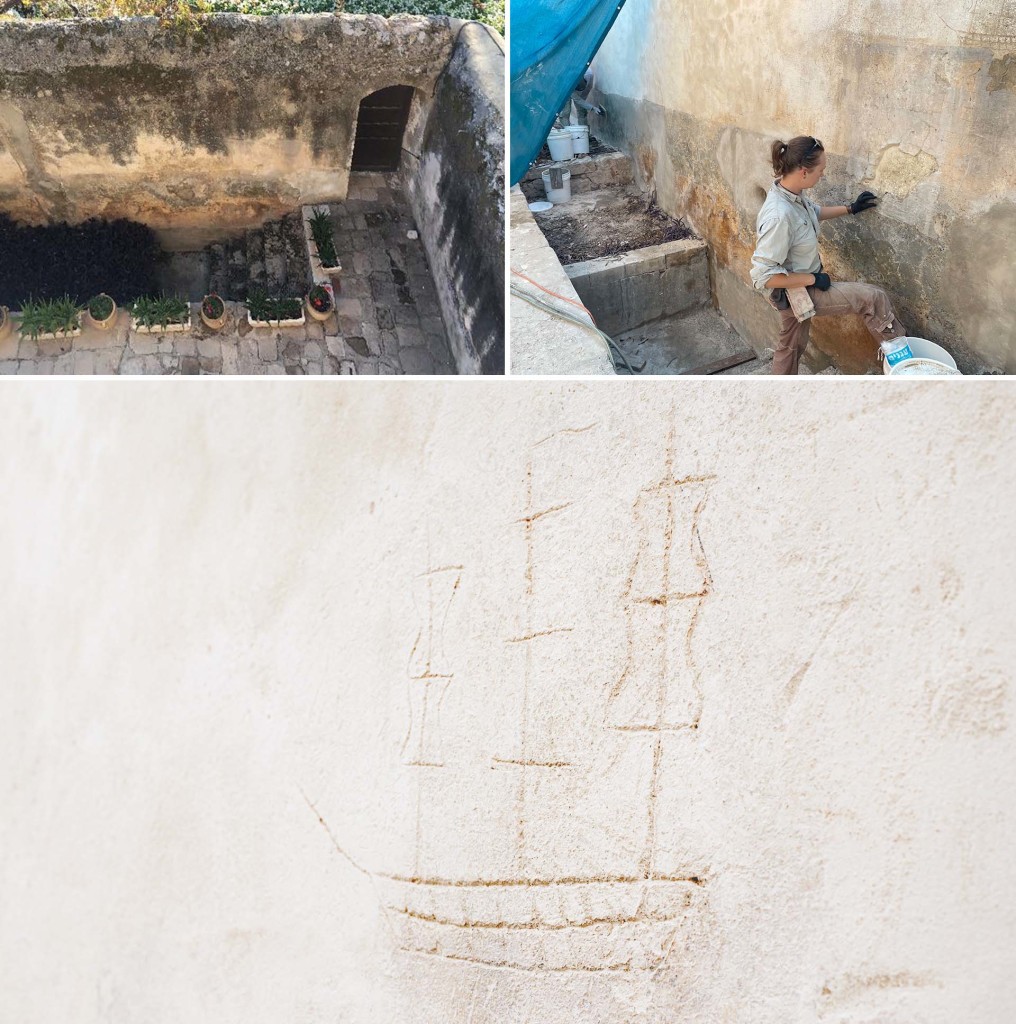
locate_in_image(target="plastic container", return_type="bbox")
[547,128,574,162]
[566,124,590,155]
[541,167,572,204]
[889,358,962,377]
[881,337,958,376]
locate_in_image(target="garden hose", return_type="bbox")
[509,283,637,374]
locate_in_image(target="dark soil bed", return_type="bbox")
[0,215,162,307]
[537,193,695,264]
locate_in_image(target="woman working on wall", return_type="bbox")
[750,136,907,375]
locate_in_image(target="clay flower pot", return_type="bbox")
[201,293,228,331]
[306,284,334,323]
[86,293,117,331]
[0,305,11,342]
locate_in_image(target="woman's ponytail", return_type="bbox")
[770,136,823,178]
[771,140,789,177]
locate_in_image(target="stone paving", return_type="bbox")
[0,173,455,376]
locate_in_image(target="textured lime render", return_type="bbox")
[0,382,1013,1022]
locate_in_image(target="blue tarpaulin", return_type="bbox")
[509,0,627,185]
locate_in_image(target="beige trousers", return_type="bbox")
[770,281,906,375]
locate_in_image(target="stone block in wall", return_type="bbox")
[620,272,665,326]
[568,263,628,337]
[661,264,710,318]
[565,237,709,335]
[522,152,634,195]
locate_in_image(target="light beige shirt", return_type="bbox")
[750,181,822,291]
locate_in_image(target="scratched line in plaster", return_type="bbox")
[494,431,592,875]
[304,425,719,977]
[601,424,716,895]
[402,547,463,880]
[380,872,705,972]
[402,563,462,767]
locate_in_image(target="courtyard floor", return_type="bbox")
[0,173,455,375]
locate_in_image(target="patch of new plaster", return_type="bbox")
[925,672,1009,737]
[871,145,938,199]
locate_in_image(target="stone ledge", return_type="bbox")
[566,238,707,281]
[522,151,634,195]
[564,238,710,337]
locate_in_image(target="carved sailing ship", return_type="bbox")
[385,454,713,973]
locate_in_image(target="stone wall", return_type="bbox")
[1,382,1014,1022]
[566,236,708,335]
[404,22,505,374]
[0,15,455,244]
[589,0,1016,373]
[521,151,634,196]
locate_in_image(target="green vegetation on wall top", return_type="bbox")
[1,0,504,34]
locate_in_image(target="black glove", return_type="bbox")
[849,190,878,215]
[813,272,832,290]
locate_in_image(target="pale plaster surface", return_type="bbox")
[1,382,1015,1022]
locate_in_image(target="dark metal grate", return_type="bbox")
[350,86,415,172]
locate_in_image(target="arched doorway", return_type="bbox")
[350,86,415,172]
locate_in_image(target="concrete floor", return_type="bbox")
[615,307,756,374]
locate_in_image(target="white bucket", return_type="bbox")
[547,129,574,162]
[541,167,572,204]
[882,337,958,376]
[566,124,590,155]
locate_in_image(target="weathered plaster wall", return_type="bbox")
[0,15,454,240]
[2,382,1015,1022]
[591,0,1016,373]
[404,22,505,374]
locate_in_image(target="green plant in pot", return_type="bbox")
[18,296,82,341]
[200,293,228,331]
[246,289,304,327]
[130,295,190,332]
[309,208,341,273]
[87,293,118,330]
